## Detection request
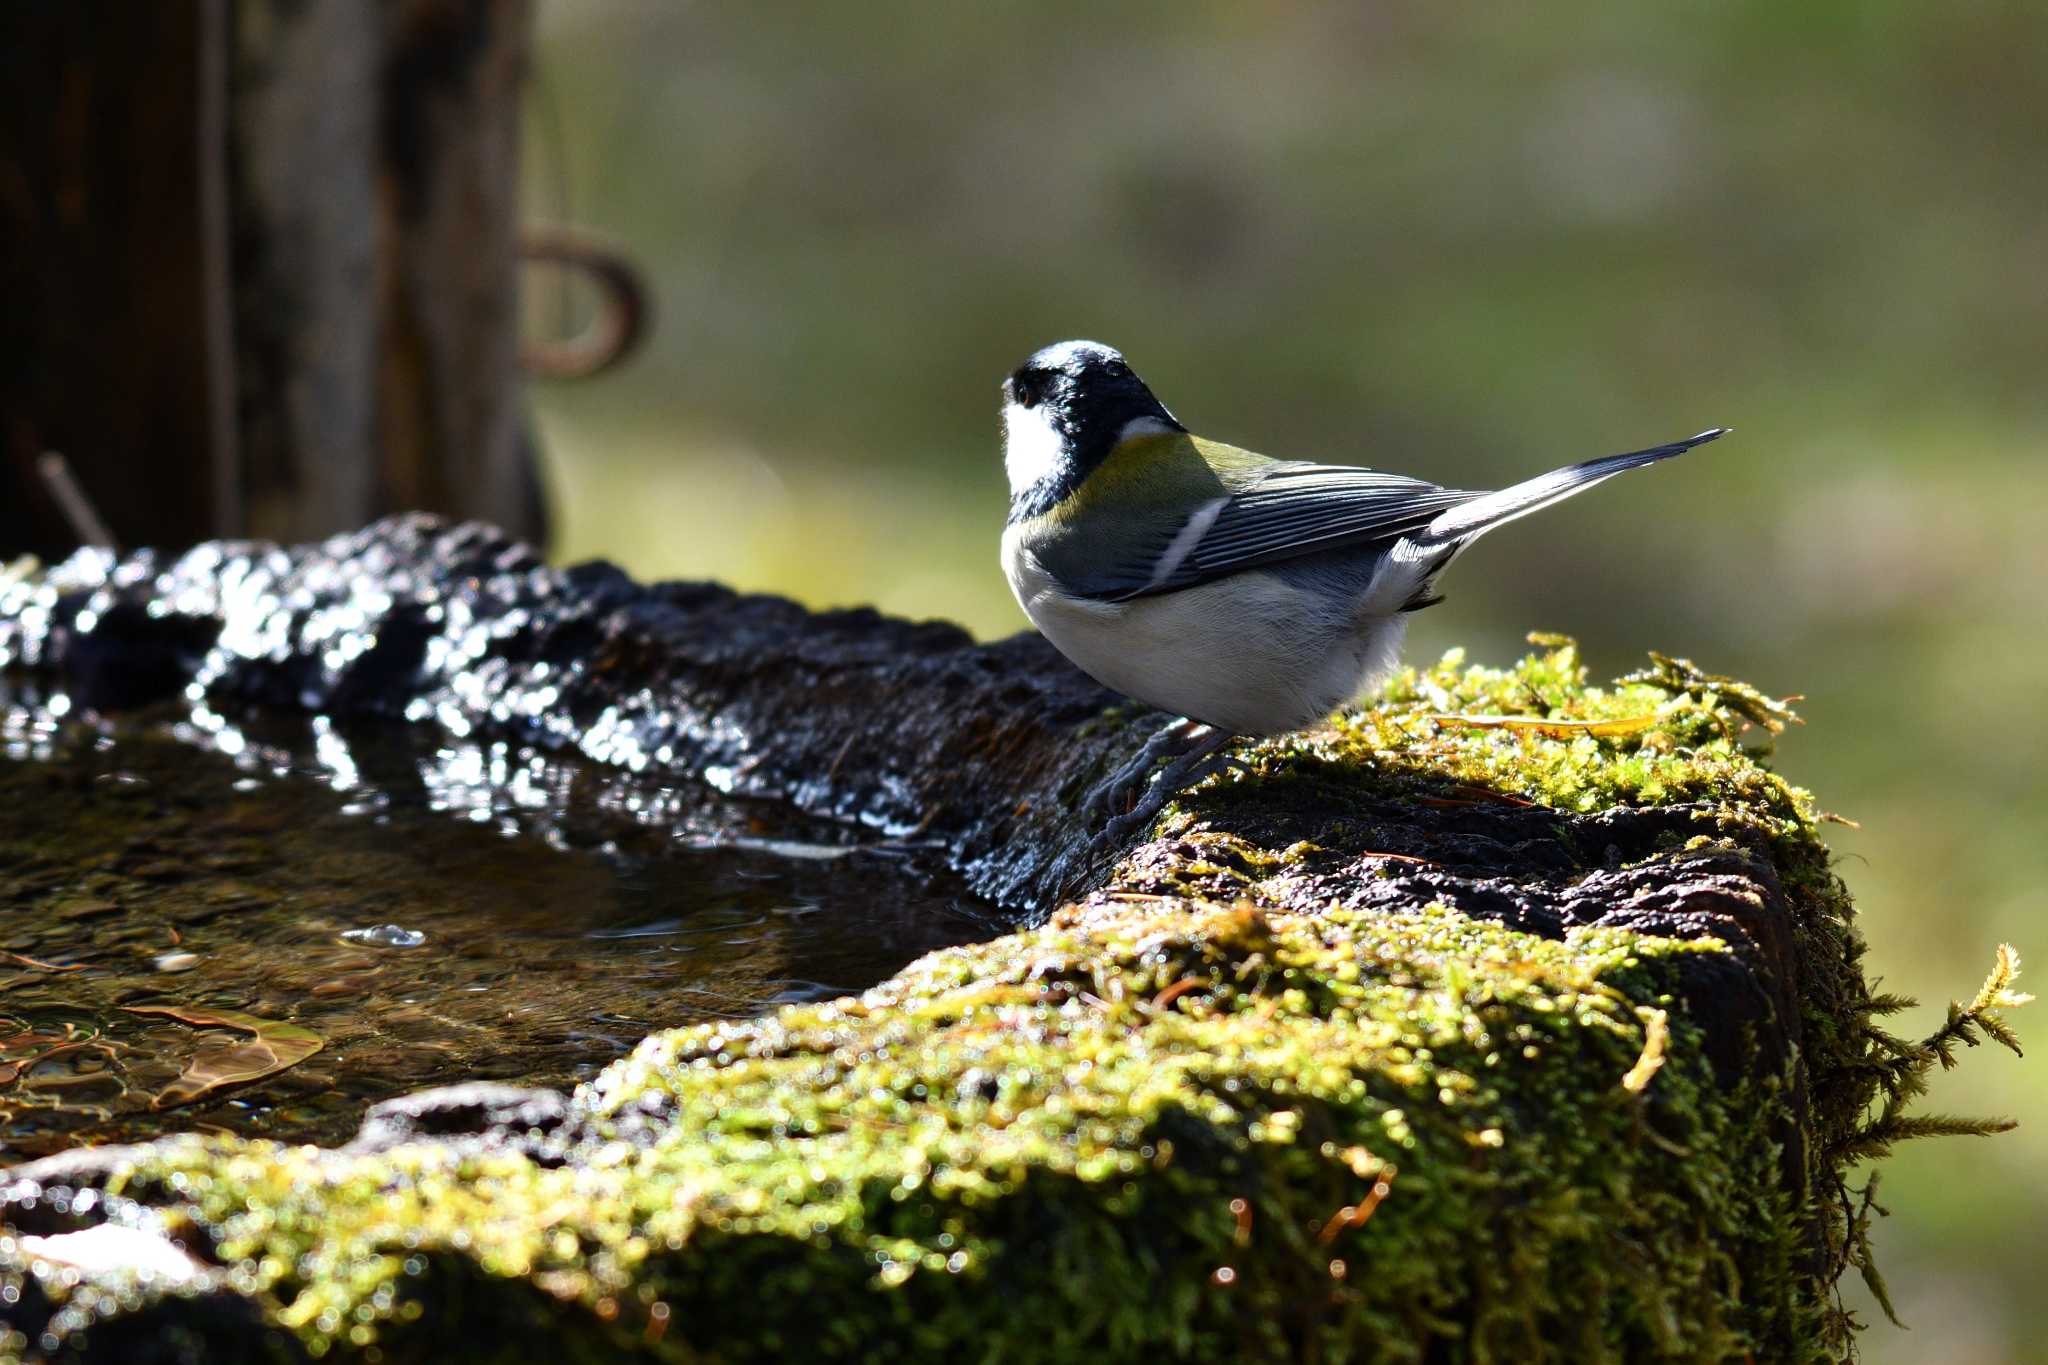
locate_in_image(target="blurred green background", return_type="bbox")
[522,5,2043,1358]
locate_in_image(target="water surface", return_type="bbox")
[0,685,996,1158]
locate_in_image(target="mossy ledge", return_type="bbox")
[0,523,2024,1362]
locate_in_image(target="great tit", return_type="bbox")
[998,338,1725,836]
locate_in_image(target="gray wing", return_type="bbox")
[1100,462,1475,601]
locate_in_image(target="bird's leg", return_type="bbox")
[1092,721,1244,846]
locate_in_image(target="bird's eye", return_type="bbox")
[1010,369,1046,409]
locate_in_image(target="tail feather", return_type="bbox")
[1415,428,1728,547]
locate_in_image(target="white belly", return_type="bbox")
[1001,532,1409,736]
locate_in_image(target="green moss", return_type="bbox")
[1183,639,1814,831]
[81,900,1799,1362]
[1138,637,2021,1354]
[11,639,2022,1361]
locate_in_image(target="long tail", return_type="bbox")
[1413,428,1728,548]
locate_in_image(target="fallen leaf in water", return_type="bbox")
[1,951,86,973]
[0,1023,103,1085]
[0,1034,64,1085]
[121,1005,323,1109]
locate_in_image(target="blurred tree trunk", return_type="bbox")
[0,0,541,559]
[0,0,238,556]
[229,0,381,543]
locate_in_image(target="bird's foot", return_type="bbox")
[1083,721,1243,843]
[1082,717,1212,820]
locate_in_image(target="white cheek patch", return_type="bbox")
[1003,401,1069,497]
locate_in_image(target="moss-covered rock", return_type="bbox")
[1,641,2024,1363]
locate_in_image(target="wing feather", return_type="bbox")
[1100,462,1474,601]
[1042,430,1723,603]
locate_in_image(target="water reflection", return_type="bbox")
[0,683,996,1157]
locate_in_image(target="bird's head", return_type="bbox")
[1001,340,1183,517]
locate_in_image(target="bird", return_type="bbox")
[997,338,1725,844]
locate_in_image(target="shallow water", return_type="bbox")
[0,684,997,1158]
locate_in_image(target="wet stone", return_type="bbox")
[0,516,1917,1362]
[49,898,120,921]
